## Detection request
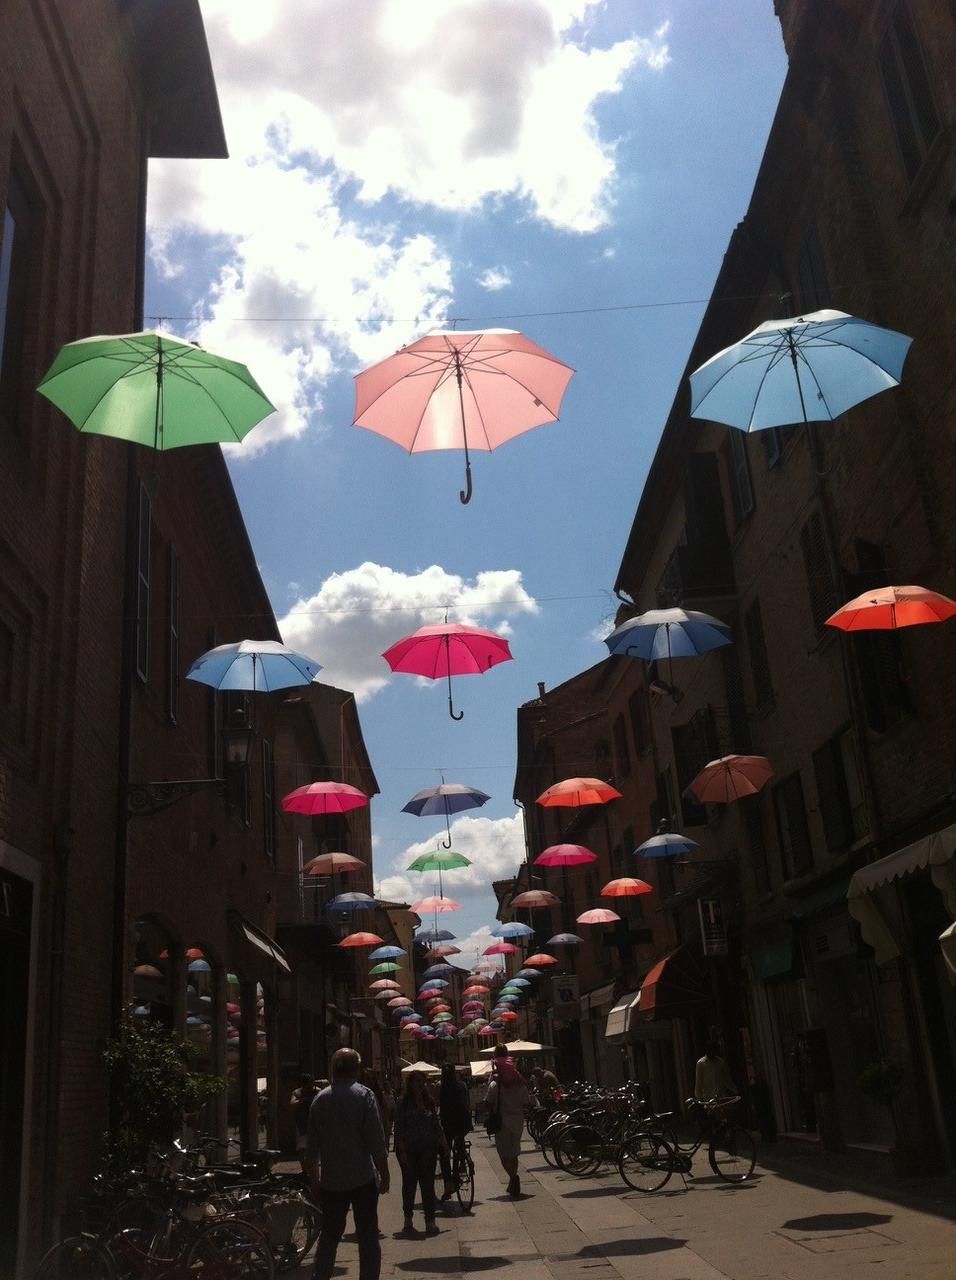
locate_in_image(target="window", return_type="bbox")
[726,430,754,525]
[628,689,651,755]
[0,174,39,433]
[799,510,839,634]
[224,691,252,825]
[166,547,180,721]
[135,484,151,681]
[812,729,867,851]
[672,707,718,828]
[262,739,276,861]
[773,772,813,879]
[612,713,630,778]
[744,598,773,707]
[741,796,771,897]
[879,4,940,182]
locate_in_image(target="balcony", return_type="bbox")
[656,543,735,610]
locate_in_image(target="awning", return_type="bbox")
[940,922,956,986]
[605,991,641,1041]
[638,947,708,1021]
[847,824,956,965]
[229,911,292,974]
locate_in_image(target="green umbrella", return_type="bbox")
[407,848,471,873]
[37,330,274,450]
[369,961,402,975]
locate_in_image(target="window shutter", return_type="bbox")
[800,511,838,633]
[744,598,773,708]
[879,4,940,182]
[727,431,754,525]
[812,738,852,851]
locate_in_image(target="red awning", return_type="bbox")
[638,947,708,1021]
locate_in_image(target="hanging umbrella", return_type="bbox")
[423,963,457,978]
[498,1011,519,1022]
[511,890,559,909]
[187,639,320,692]
[689,755,774,804]
[601,878,653,898]
[534,845,597,868]
[370,979,401,990]
[419,978,449,989]
[374,989,402,1000]
[328,892,378,912]
[407,848,472,908]
[353,327,575,504]
[633,831,698,859]
[403,783,490,848]
[338,932,383,948]
[536,778,622,807]
[369,961,402,975]
[506,977,531,987]
[368,945,407,961]
[283,782,369,816]
[463,985,489,996]
[401,1011,423,1021]
[426,944,461,958]
[416,927,456,943]
[37,330,275,450]
[516,968,544,979]
[526,953,559,966]
[491,921,535,938]
[411,896,461,914]
[545,934,584,947]
[689,310,913,431]
[576,909,620,925]
[383,622,512,721]
[303,851,366,876]
[188,959,211,973]
[387,996,413,1007]
[826,585,956,632]
[133,964,163,979]
[604,608,732,694]
[483,942,517,955]
[479,1026,499,1038]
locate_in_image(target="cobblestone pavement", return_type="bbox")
[292,1134,956,1279]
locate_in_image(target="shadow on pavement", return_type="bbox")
[560,1186,627,1198]
[554,1239,686,1260]
[395,1256,509,1273]
[758,1145,956,1221]
[781,1212,893,1231]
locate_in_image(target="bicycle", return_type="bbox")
[435,1138,475,1212]
[618,1096,756,1191]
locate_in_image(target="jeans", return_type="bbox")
[312,1179,380,1280]
[401,1147,438,1220]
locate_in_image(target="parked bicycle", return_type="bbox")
[618,1096,756,1191]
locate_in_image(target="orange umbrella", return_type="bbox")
[577,908,620,925]
[303,851,366,876]
[511,890,560,908]
[689,754,773,804]
[525,953,558,966]
[463,986,489,996]
[338,932,383,948]
[826,584,956,631]
[601,878,652,898]
[536,777,622,807]
[498,1010,519,1021]
[411,896,461,913]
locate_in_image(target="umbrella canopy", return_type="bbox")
[303,851,366,876]
[374,989,402,1000]
[546,934,584,947]
[369,978,401,990]
[408,848,472,873]
[534,844,598,868]
[387,996,413,1007]
[416,927,456,943]
[638,946,708,1021]
[133,964,163,979]
[423,963,457,977]
[536,778,622,807]
[490,921,535,938]
[826,585,956,632]
[383,623,513,721]
[506,977,531,987]
[689,755,774,804]
[369,961,402,975]
[328,892,378,911]
[633,831,698,859]
[479,1026,499,1038]
[689,309,913,430]
[498,1011,519,1022]
[188,959,211,973]
[483,942,517,956]
[338,932,383,948]
[37,330,275,450]
[601,878,653,898]
[186,639,320,692]
[510,890,559,909]
[353,327,575,503]
[463,985,490,996]
[516,968,544,979]
[403,784,490,847]
[426,944,461,958]
[576,909,621,925]
[282,782,369,816]
[400,1060,440,1076]
[525,953,559,966]
[368,945,407,960]
[411,896,461,914]
[604,608,731,693]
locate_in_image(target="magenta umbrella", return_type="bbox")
[281,781,369,815]
[353,328,575,504]
[383,622,512,721]
[534,844,598,868]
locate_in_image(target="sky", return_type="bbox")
[145,0,788,971]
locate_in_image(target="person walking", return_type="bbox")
[291,1073,318,1176]
[485,1045,529,1197]
[393,1071,447,1236]
[305,1048,389,1280]
[438,1063,472,1201]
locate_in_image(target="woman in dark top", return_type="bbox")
[438,1063,472,1200]
[393,1071,447,1236]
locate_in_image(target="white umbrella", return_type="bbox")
[479,1040,553,1055]
[400,1060,440,1076]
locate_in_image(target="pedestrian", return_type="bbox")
[393,1071,447,1236]
[380,1081,397,1150]
[438,1063,472,1201]
[530,1066,561,1101]
[290,1072,318,1176]
[305,1048,389,1280]
[485,1045,529,1198]
[694,1039,736,1103]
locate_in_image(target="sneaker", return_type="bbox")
[510,1175,521,1198]
[424,1219,440,1236]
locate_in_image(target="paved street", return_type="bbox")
[297,1136,956,1280]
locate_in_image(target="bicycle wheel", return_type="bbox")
[455,1150,475,1213]
[554,1125,601,1177]
[271,1198,321,1272]
[32,1235,116,1280]
[185,1217,275,1278]
[617,1134,674,1194]
[708,1123,756,1183]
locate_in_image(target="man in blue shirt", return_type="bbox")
[306,1047,389,1280]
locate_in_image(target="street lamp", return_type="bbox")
[126,723,256,817]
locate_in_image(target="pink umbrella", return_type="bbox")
[511,890,560,909]
[411,896,461,914]
[534,844,598,868]
[427,944,462,958]
[577,908,621,925]
[338,932,384,948]
[281,781,368,815]
[689,755,773,804]
[479,1025,499,1038]
[383,622,512,721]
[353,327,575,504]
[388,996,413,1007]
[483,942,517,956]
[601,878,652,898]
[370,979,402,990]
[303,851,366,876]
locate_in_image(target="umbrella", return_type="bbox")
[426,944,461,958]
[601,878,653,898]
[282,782,369,816]
[483,942,517,956]
[576,909,620,925]
[633,831,698,859]
[383,622,513,721]
[516,968,544,979]
[338,932,383,948]
[411,896,461,914]
[419,978,449,989]
[545,933,584,947]
[401,1012,423,1021]
[463,986,489,996]
[353,327,575,504]
[403,783,490,848]
[498,1011,519,1022]
[368,945,407,961]
[536,778,622,807]
[369,979,401,990]
[689,755,773,804]
[604,608,732,694]
[328,892,378,911]
[369,961,402,975]
[188,959,211,973]
[400,1061,440,1076]
[387,996,413,1007]
[133,1005,150,1016]
[423,963,457,977]
[525,954,559,966]
[303,852,366,876]
[133,964,162,979]
[511,890,559,909]
[689,309,913,430]
[826,585,956,632]
[375,989,402,1000]
[506,977,531,987]
[479,1026,499,1038]
[186,639,320,693]
[416,928,456,943]
[37,330,275,450]
[534,844,597,868]
[491,921,535,938]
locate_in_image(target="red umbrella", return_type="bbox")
[411,896,461,914]
[479,1025,499,1038]
[483,942,517,955]
[525,953,558,967]
[498,1011,519,1021]
[281,781,368,815]
[689,754,773,804]
[536,778,622,807]
[577,908,621,925]
[353,327,575,505]
[463,986,489,996]
[338,932,384,948]
[826,584,956,631]
[383,622,513,721]
[510,890,560,909]
[303,851,366,876]
[601,878,652,898]
[534,844,598,868]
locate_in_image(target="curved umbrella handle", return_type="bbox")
[445,636,464,720]
[459,460,473,505]
[442,810,453,848]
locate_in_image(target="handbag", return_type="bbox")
[485,1085,503,1136]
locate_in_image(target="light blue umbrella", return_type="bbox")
[491,921,535,939]
[416,927,456,943]
[186,639,321,692]
[368,945,407,960]
[689,309,913,431]
[329,892,378,911]
[423,963,456,978]
[516,968,544,978]
[544,935,583,948]
[507,978,531,987]
[419,979,449,990]
[188,959,211,974]
[605,607,731,693]
[634,831,699,859]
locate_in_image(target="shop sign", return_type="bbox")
[552,974,579,1017]
[698,898,728,956]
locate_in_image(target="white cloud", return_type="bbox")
[387,814,526,902]
[476,267,512,292]
[278,563,537,701]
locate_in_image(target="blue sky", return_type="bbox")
[146,0,787,968]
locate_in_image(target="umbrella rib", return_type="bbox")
[692,344,776,414]
[745,344,792,429]
[459,365,493,450]
[74,359,157,430]
[793,346,836,418]
[167,364,249,440]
